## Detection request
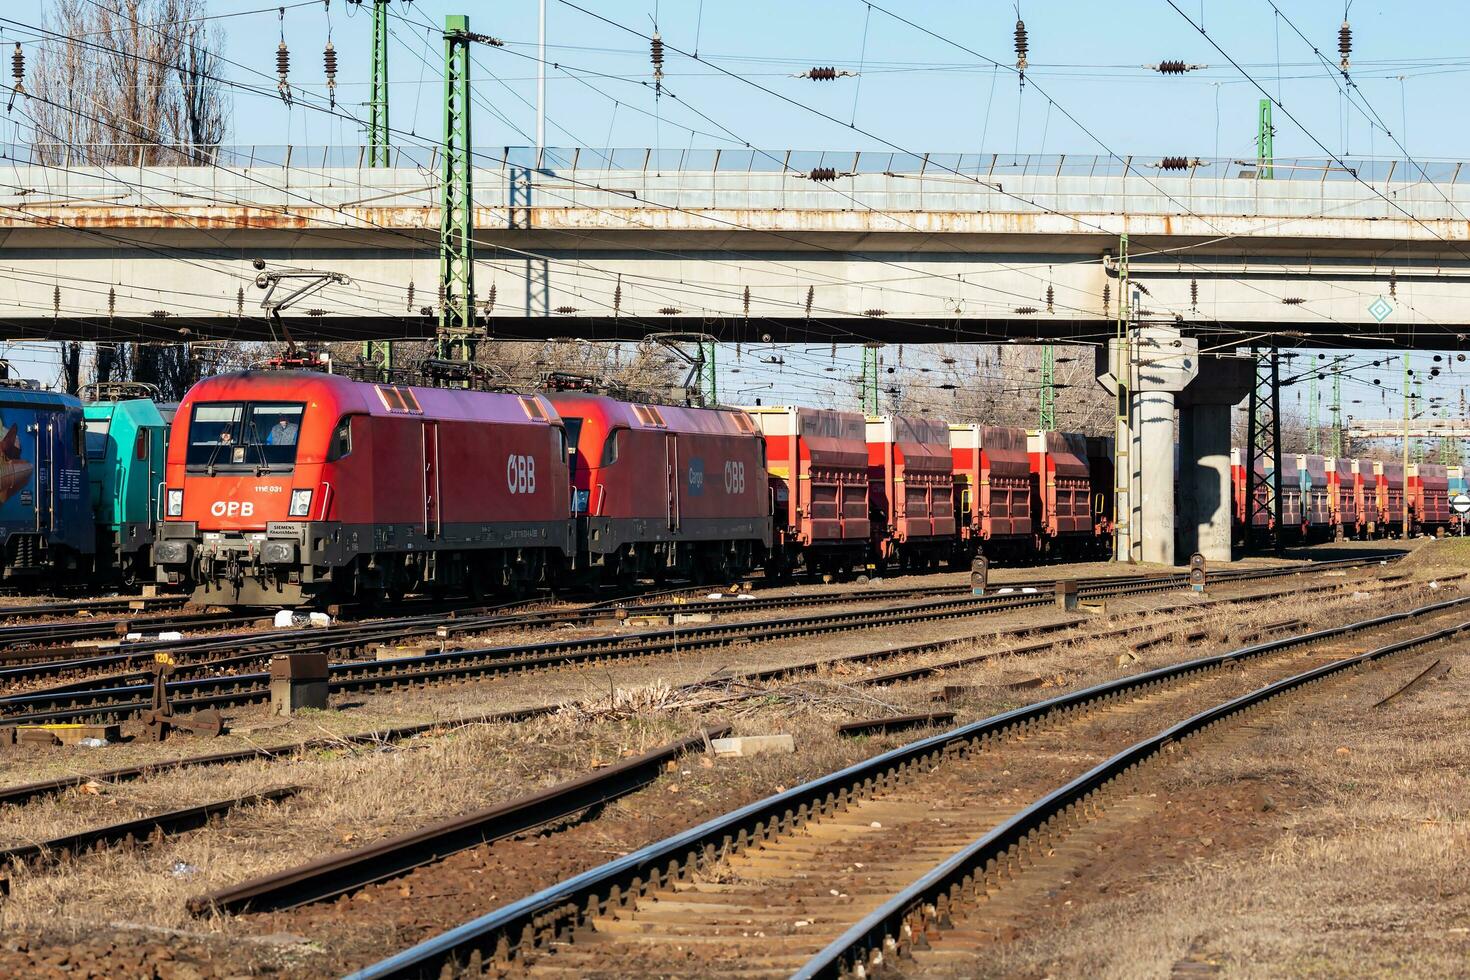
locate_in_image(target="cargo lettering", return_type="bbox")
[210,500,254,517]
[507,454,537,494]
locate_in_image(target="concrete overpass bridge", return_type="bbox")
[1,145,1469,349]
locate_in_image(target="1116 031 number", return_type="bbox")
[507,454,537,494]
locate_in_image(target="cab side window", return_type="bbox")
[601,428,621,466]
[326,416,354,462]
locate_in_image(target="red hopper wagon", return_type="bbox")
[744,405,869,578]
[866,415,956,570]
[948,423,1032,560]
[1028,430,1092,557]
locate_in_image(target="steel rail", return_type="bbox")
[0,570,1427,812]
[0,557,1398,689]
[187,728,729,916]
[0,786,302,873]
[341,591,1468,980]
[794,618,1470,978]
[0,568,1335,725]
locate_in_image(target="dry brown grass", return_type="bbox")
[935,629,1470,978]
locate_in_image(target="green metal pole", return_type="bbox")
[1329,371,1342,457]
[862,343,880,415]
[1307,371,1320,453]
[370,0,390,166]
[701,340,717,405]
[1038,342,1056,430]
[1113,233,1132,561]
[438,14,476,364]
[1257,98,1274,180]
[363,0,393,378]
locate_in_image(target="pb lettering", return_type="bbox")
[210,500,255,517]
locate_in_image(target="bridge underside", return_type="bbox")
[0,313,1461,350]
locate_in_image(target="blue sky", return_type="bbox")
[1,0,1469,434]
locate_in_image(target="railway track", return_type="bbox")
[0,556,1398,696]
[0,569,1393,810]
[0,559,1395,726]
[343,593,1470,980]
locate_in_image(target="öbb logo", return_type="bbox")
[210,500,255,517]
[507,454,537,494]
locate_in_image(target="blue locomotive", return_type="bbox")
[0,378,93,582]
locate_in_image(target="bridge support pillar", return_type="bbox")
[1100,330,1255,565]
[1178,355,1254,563]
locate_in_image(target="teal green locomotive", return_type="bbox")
[82,384,172,584]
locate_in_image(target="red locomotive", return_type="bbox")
[547,390,770,584]
[746,405,870,579]
[154,371,573,604]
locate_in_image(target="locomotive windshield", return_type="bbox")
[185,401,305,472]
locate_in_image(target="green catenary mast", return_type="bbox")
[437,14,477,364]
[361,0,393,378]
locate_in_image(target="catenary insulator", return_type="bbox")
[486,283,497,314]
[555,306,579,314]
[7,42,23,111]
[743,286,751,317]
[1157,156,1192,171]
[805,285,814,317]
[109,286,117,318]
[1014,305,1038,315]
[323,42,338,107]
[1389,269,1397,298]
[277,42,293,104]
[658,306,681,315]
[1282,296,1305,305]
[235,286,243,317]
[651,32,664,95]
[53,284,60,315]
[1190,277,1199,309]
[1102,280,1111,317]
[1338,21,1351,71]
[1014,20,1028,84]
[406,281,415,312]
[808,167,838,181]
[612,278,621,314]
[863,308,887,318]
[1045,284,1054,313]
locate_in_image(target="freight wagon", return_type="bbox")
[1326,456,1366,540]
[1028,430,1093,557]
[744,405,869,579]
[1372,461,1406,537]
[1408,462,1450,536]
[948,424,1032,560]
[866,415,956,571]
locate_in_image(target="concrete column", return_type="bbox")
[1137,389,1177,565]
[1180,403,1233,561]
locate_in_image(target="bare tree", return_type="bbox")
[30,0,227,166]
[324,338,685,399]
[889,344,1115,434]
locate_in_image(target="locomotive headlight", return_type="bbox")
[166,489,183,517]
[288,489,313,517]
